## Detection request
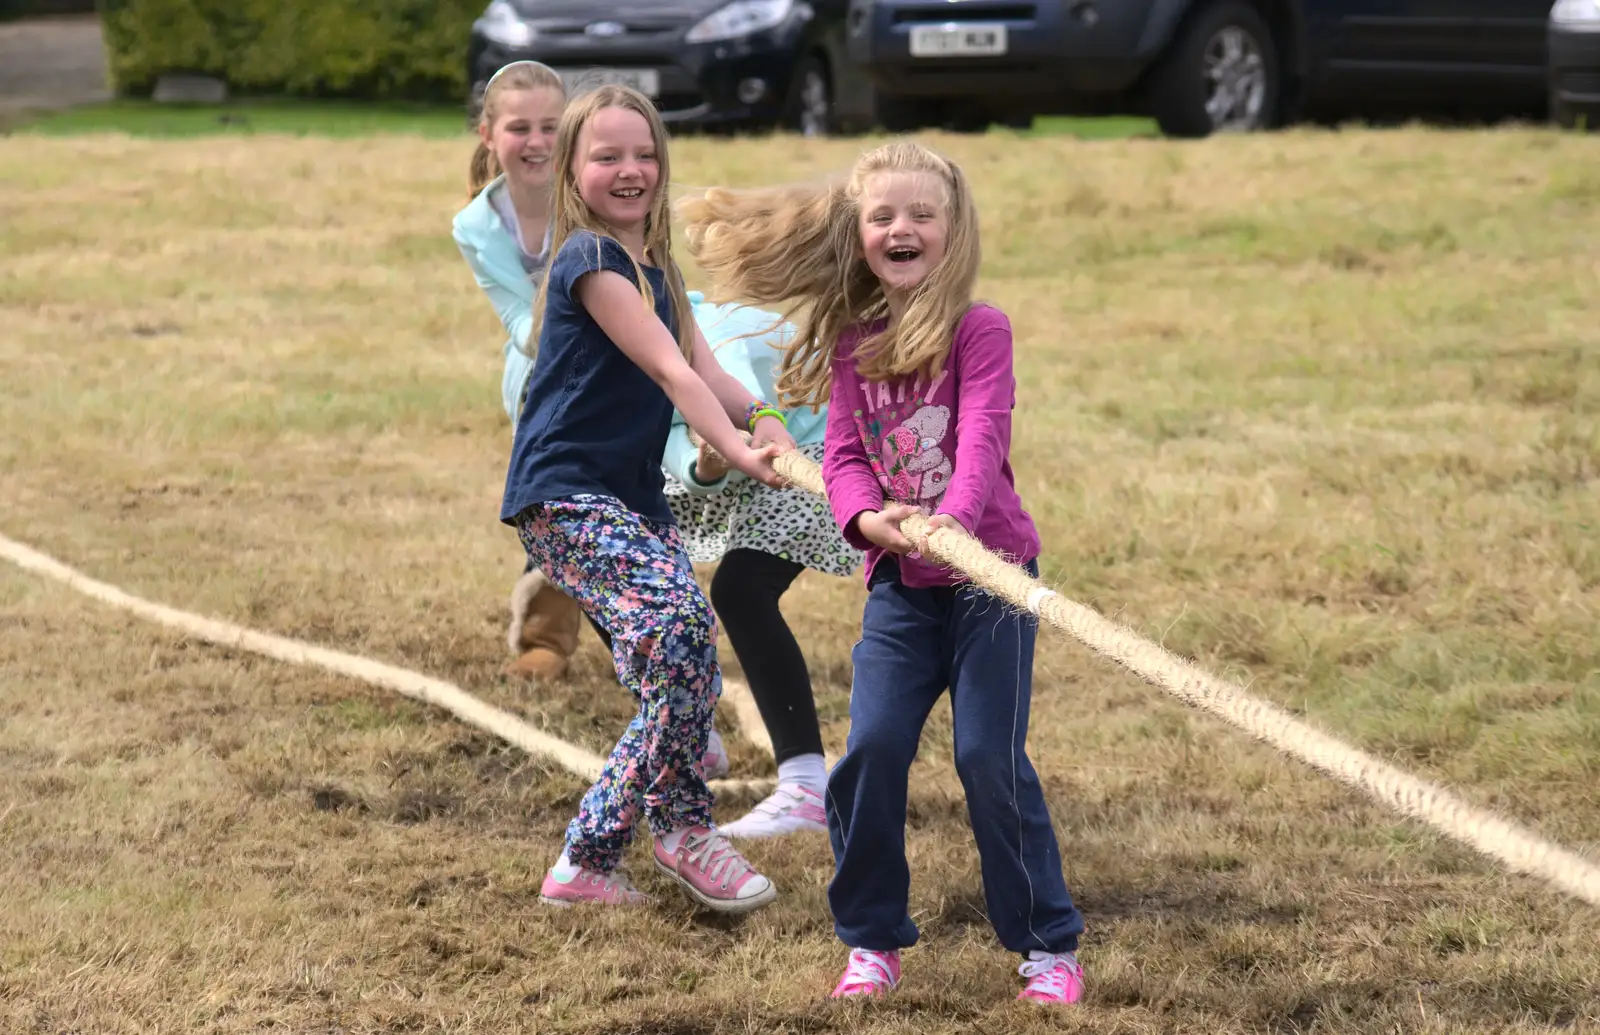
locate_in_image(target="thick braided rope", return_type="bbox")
[0,533,775,797]
[769,450,1600,908]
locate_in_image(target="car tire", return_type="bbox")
[783,54,834,137]
[1549,84,1586,130]
[1147,0,1280,139]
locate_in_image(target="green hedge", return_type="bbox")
[1,0,97,18]
[98,0,484,101]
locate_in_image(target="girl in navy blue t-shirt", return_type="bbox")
[502,84,791,915]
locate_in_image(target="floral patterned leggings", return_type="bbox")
[513,494,720,873]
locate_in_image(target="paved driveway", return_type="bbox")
[0,15,110,115]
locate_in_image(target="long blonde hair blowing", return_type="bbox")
[468,60,566,199]
[680,141,980,408]
[527,85,694,363]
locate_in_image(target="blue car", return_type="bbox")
[848,0,1558,137]
[468,0,879,135]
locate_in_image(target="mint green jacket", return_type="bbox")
[452,176,545,421]
[664,293,827,496]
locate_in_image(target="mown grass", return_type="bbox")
[0,124,1596,1033]
[8,98,1153,140]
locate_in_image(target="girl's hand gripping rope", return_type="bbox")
[750,413,797,452]
[853,504,922,556]
[688,428,735,483]
[730,441,787,489]
[690,421,793,485]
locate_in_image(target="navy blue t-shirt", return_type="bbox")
[500,230,678,526]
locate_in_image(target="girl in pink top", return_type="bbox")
[682,141,1085,1007]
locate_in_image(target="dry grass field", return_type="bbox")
[1,123,1597,1034]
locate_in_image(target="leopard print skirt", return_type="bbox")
[662,441,863,578]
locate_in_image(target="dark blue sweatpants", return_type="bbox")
[825,557,1085,957]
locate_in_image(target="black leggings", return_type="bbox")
[526,549,821,762]
[709,549,823,764]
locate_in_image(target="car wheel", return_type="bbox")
[1550,84,1582,130]
[1148,0,1279,139]
[785,55,833,137]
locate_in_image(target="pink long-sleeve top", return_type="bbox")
[822,303,1041,588]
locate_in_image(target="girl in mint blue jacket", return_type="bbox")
[453,61,859,838]
[452,60,581,691]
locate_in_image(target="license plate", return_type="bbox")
[908,23,1008,57]
[555,67,660,98]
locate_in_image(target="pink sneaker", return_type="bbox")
[720,783,827,839]
[538,865,649,908]
[831,948,901,998]
[652,826,776,913]
[1017,951,1084,1005]
[700,728,730,780]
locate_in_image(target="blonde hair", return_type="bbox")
[469,61,566,199]
[527,84,694,362]
[680,140,979,408]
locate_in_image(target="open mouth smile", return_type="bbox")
[887,246,921,264]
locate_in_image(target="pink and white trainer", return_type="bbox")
[1017,951,1084,1005]
[700,728,730,780]
[652,826,776,913]
[831,948,901,998]
[538,865,649,908]
[719,783,827,839]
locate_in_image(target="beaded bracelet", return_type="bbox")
[744,401,787,432]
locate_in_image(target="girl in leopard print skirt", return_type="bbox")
[666,292,862,839]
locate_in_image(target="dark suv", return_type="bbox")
[468,0,878,135]
[848,0,1557,137]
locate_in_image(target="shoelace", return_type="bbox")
[1017,953,1080,995]
[682,831,751,888]
[587,868,640,895]
[840,949,897,991]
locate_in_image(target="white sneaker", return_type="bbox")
[720,783,827,839]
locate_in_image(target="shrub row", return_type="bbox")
[98,0,485,101]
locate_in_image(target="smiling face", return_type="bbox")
[482,85,563,191]
[858,170,950,299]
[572,105,660,236]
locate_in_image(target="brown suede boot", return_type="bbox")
[505,568,583,681]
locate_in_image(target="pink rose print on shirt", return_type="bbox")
[881,403,952,509]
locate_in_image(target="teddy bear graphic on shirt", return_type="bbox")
[881,403,953,510]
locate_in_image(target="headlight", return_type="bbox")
[1551,0,1600,26]
[685,0,795,43]
[477,0,536,47]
